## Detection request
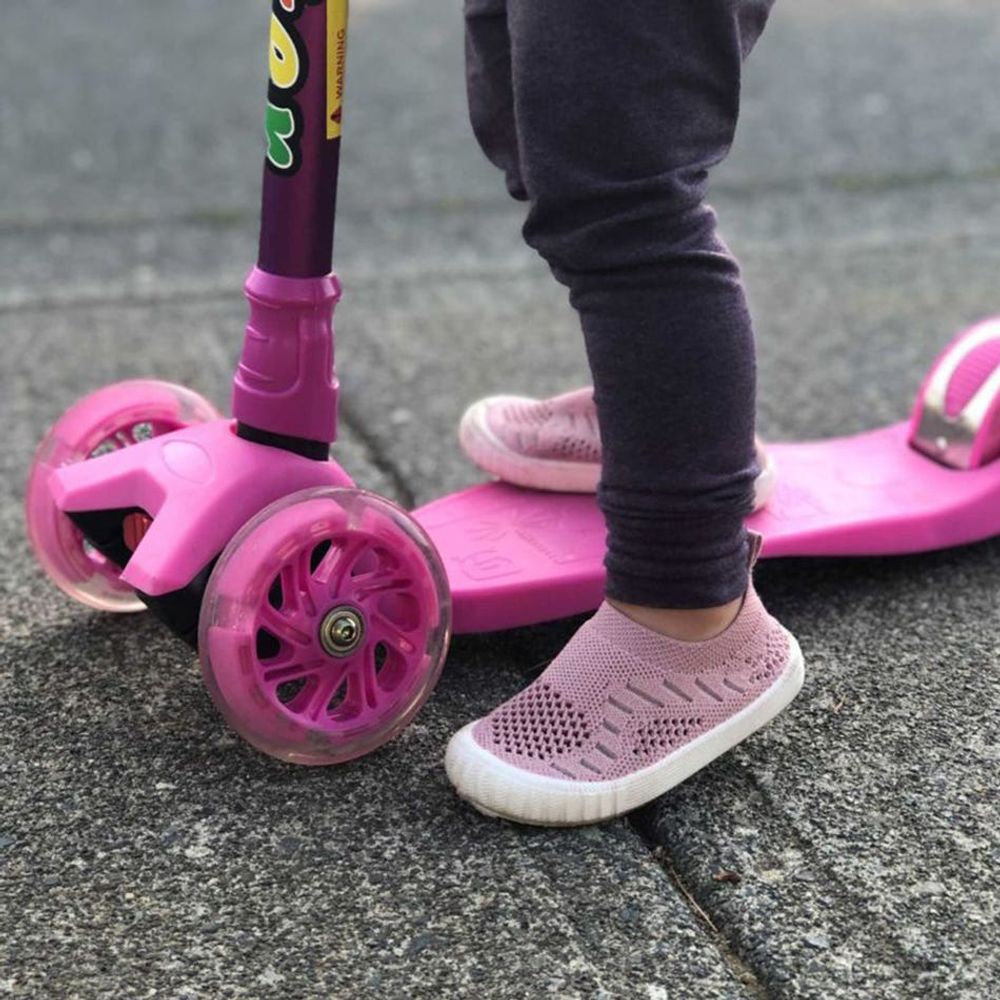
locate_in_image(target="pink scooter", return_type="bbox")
[24,1,1000,766]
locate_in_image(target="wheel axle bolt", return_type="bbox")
[319,606,365,657]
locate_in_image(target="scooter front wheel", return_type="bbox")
[198,487,452,765]
[25,380,220,612]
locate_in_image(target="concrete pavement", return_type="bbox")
[1,1,998,997]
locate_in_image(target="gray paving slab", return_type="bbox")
[6,172,1000,318]
[0,0,481,222]
[735,0,1000,189]
[0,303,754,1000]
[637,546,1000,1000]
[3,0,999,227]
[3,0,1000,997]
[333,178,1000,501]
[0,201,532,312]
[336,191,1000,998]
[0,622,755,1000]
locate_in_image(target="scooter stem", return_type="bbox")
[233,0,349,452]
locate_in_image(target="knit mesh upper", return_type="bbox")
[485,388,602,463]
[472,585,791,781]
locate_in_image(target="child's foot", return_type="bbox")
[459,387,776,508]
[445,578,803,826]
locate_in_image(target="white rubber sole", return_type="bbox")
[445,633,804,827]
[458,395,778,509]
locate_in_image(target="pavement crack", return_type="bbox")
[0,265,542,317]
[0,281,239,316]
[647,841,775,1000]
[4,163,1000,237]
[630,761,934,998]
[5,220,1000,317]
[337,399,416,509]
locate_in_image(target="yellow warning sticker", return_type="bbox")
[327,0,349,139]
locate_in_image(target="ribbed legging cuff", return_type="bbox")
[603,509,750,609]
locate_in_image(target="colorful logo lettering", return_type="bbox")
[265,0,322,174]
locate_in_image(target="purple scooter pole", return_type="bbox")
[232,0,349,457]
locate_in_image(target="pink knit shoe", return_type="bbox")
[445,553,803,826]
[459,387,776,508]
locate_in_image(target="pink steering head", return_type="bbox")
[232,267,342,445]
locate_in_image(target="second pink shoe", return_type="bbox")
[459,387,776,508]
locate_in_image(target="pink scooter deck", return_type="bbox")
[413,421,1000,634]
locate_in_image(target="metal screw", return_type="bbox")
[319,606,365,657]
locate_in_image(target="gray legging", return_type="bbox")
[464,0,774,609]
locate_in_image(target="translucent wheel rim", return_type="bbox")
[24,380,220,612]
[199,487,452,765]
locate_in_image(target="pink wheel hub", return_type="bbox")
[25,380,219,612]
[199,488,452,765]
